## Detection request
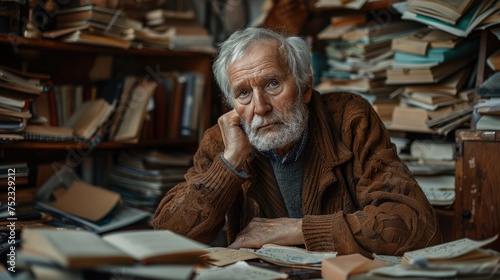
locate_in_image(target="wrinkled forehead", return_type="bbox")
[228,40,288,72]
[230,39,284,65]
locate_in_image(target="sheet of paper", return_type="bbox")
[404,235,498,261]
[248,244,337,265]
[204,247,258,266]
[372,254,402,266]
[195,261,288,280]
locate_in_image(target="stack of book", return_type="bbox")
[472,98,500,130]
[43,4,143,49]
[476,32,500,130]
[315,14,421,119]
[387,31,479,85]
[0,66,51,141]
[387,99,475,135]
[393,0,500,37]
[108,149,193,212]
[403,140,457,207]
[0,162,34,211]
[137,8,214,52]
[384,27,479,135]
[414,174,456,207]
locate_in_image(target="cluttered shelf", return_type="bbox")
[0,31,215,148]
[0,33,214,57]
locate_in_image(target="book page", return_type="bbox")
[204,247,258,266]
[412,0,473,13]
[102,230,208,261]
[403,235,498,262]
[196,261,288,280]
[44,230,127,257]
[95,264,195,280]
[372,254,402,266]
[243,244,337,265]
[21,228,131,268]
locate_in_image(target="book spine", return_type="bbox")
[180,72,195,138]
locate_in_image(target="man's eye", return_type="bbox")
[269,81,279,88]
[236,90,252,105]
[238,90,251,99]
[265,80,280,95]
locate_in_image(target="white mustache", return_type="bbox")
[250,114,282,131]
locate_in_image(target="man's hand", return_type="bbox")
[228,217,304,249]
[218,109,253,170]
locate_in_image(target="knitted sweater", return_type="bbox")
[153,91,442,257]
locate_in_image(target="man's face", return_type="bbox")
[227,42,311,153]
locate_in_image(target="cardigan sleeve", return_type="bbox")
[302,93,442,256]
[152,126,245,244]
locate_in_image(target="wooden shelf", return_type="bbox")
[0,34,214,57]
[0,138,197,150]
[0,138,198,162]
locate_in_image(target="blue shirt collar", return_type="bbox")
[262,126,309,164]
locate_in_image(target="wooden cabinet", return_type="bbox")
[454,130,500,251]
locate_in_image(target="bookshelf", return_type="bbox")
[0,32,215,182]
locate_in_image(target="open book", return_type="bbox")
[21,228,209,269]
[395,0,499,37]
[406,0,477,25]
[204,244,337,270]
[23,98,115,142]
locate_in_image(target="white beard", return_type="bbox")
[242,96,309,152]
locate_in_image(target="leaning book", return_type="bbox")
[20,228,209,269]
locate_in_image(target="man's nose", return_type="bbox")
[253,89,272,115]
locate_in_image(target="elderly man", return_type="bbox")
[153,27,442,257]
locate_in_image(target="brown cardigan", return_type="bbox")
[153,91,443,257]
